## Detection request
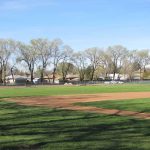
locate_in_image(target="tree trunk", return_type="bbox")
[80,72,84,81]
[11,67,15,82]
[62,69,66,81]
[113,71,116,80]
[52,68,56,84]
[90,69,95,81]
[0,69,3,83]
[140,68,142,80]
[45,73,51,83]
[105,72,108,79]
[113,62,117,80]
[40,69,44,83]
[62,71,65,81]
[30,70,34,83]
[3,65,7,86]
[129,75,132,81]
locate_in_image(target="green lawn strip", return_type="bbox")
[0,101,150,150]
[0,84,150,98]
[76,98,150,113]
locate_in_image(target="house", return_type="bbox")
[65,74,80,81]
[107,74,129,80]
[6,75,30,85]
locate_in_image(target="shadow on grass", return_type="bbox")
[75,98,150,113]
[0,101,150,150]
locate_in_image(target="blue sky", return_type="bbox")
[0,0,150,50]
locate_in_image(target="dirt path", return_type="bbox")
[3,92,150,120]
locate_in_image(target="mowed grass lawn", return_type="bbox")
[0,84,150,150]
[0,84,150,98]
[0,101,150,150]
[76,98,150,113]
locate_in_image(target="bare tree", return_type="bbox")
[135,49,150,79]
[121,50,139,80]
[100,51,113,79]
[73,52,87,81]
[51,39,63,83]
[57,45,74,81]
[0,39,16,85]
[17,42,38,83]
[85,47,103,80]
[31,38,52,83]
[107,45,128,80]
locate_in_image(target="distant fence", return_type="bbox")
[1,79,150,87]
[60,80,150,85]
[126,80,150,84]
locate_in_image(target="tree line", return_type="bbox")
[0,38,150,84]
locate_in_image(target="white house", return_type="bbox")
[107,74,129,80]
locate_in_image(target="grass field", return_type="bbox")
[0,101,150,150]
[76,98,150,113]
[0,84,150,150]
[0,84,150,98]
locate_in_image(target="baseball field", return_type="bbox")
[0,84,150,150]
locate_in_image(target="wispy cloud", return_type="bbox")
[0,0,57,11]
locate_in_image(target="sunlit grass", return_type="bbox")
[76,98,150,113]
[0,84,150,98]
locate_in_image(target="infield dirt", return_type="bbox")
[3,92,150,119]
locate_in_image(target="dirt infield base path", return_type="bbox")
[3,92,150,120]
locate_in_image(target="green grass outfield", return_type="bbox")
[0,84,150,98]
[76,98,150,113]
[0,101,150,150]
[1,84,150,149]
